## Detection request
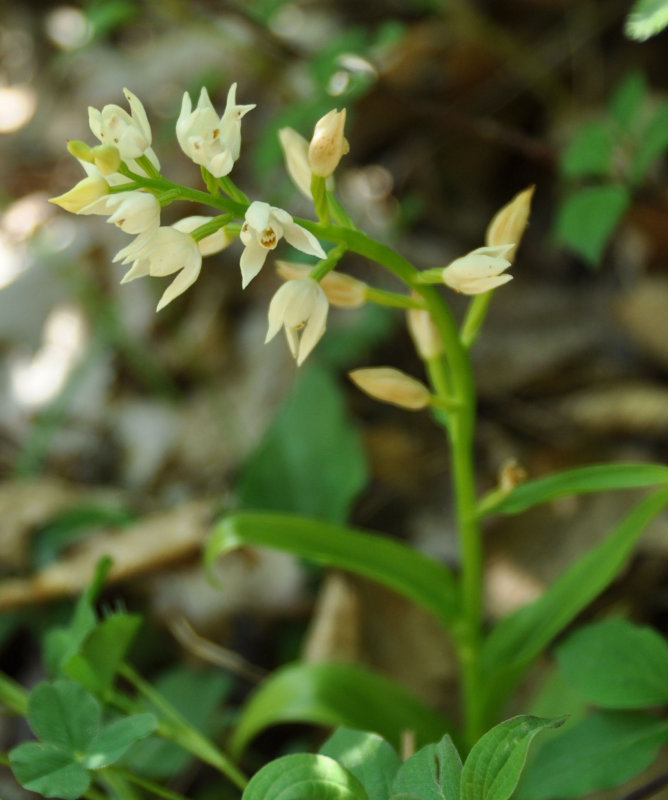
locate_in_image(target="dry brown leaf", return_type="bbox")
[0,500,214,609]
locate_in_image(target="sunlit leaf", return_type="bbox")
[625,0,668,41]
[320,727,401,800]
[243,753,369,800]
[478,462,668,516]
[207,512,459,628]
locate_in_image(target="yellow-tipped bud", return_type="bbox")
[67,140,94,161]
[407,304,443,360]
[49,176,109,213]
[308,109,349,178]
[485,185,534,263]
[276,261,367,308]
[349,367,432,410]
[91,144,121,175]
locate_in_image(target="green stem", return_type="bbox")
[110,767,194,800]
[135,155,161,180]
[190,214,233,242]
[365,287,426,310]
[311,175,329,224]
[311,243,347,281]
[326,191,356,228]
[461,292,494,348]
[218,175,249,204]
[118,665,247,790]
[0,671,28,714]
[299,218,486,745]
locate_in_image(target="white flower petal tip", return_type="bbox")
[104,190,160,234]
[49,176,109,213]
[88,89,154,163]
[265,278,329,365]
[441,246,515,295]
[176,83,254,177]
[349,367,432,410]
[239,202,326,286]
[486,185,535,260]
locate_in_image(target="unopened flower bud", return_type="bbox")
[91,144,122,175]
[485,186,534,263]
[442,244,514,295]
[349,367,432,410]
[49,176,109,213]
[278,128,312,198]
[308,109,349,178]
[407,305,443,359]
[67,140,94,161]
[276,261,367,308]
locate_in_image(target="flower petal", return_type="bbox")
[297,290,328,365]
[246,201,271,232]
[240,240,268,288]
[283,221,326,259]
[156,260,202,311]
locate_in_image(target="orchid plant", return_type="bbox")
[5,83,668,800]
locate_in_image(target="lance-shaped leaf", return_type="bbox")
[477,462,668,517]
[480,487,668,720]
[207,512,459,628]
[243,753,369,800]
[231,661,452,757]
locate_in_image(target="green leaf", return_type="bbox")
[609,70,649,131]
[320,727,401,800]
[239,364,367,523]
[625,0,668,41]
[63,613,142,694]
[481,487,668,720]
[560,121,615,179]
[516,712,668,799]
[44,556,112,676]
[556,618,668,708]
[554,184,630,267]
[478,462,668,516]
[391,734,462,800]
[83,713,157,769]
[630,99,668,182]
[207,512,459,628]
[9,742,91,800]
[28,681,101,752]
[123,665,232,779]
[460,716,564,800]
[231,661,452,757]
[243,753,369,800]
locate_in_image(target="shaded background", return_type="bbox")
[1,0,668,795]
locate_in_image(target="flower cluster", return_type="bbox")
[51,83,532,371]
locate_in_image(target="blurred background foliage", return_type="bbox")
[1,0,668,795]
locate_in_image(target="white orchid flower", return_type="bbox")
[239,201,326,288]
[441,245,515,295]
[88,88,160,168]
[115,226,202,311]
[265,278,329,365]
[176,84,255,178]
